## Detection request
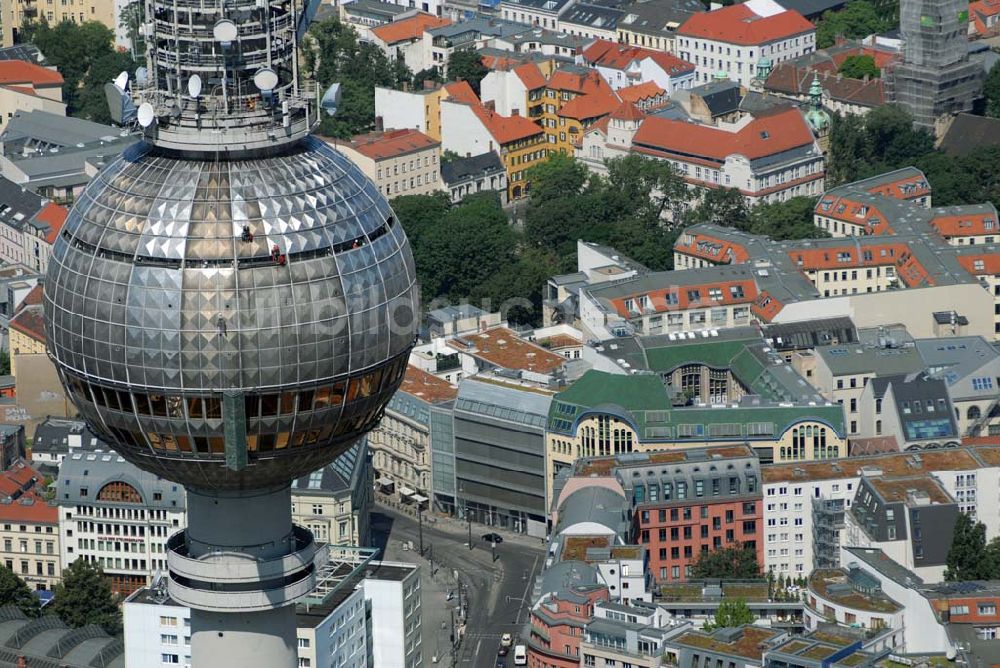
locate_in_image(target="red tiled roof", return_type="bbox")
[751,290,784,321]
[371,14,450,44]
[0,461,54,525]
[557,91,621,121]
[765,63,885,108]
[444,80,479,104]
[815,194,893,235]
[789,243,935,288]
[632,107,814,162]
[9,306,44,345]
[606,278,759,317]
[346,128,439,161]
[957,252,1000,275]
[470,104,543,144]
[581,39,695,75]
[929,208,999,237]
[20,284,43,308]
[970,0,1000,37]
[0,60,62,86]
[514,62,547,90]
[829,46,895,70]
[33,202,67,245]
[448,326,565,374]
[678,4,814,45]
[547,68,614,96]
[674,232,752,264]
[618,81,666,104]
[610,100,645,121]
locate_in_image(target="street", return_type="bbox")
[371,504,545,668]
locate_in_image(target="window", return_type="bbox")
[298,638,311,649]
[161,655,179,664]
[979,603,997,615]
[160,616,178,627]
[161,634,178,645]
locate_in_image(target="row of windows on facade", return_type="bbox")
[640,503,757,525]
[375,154,438,180]
[0,539,54,554]
[72,500,176,519]
[0,523,54,534]
[74,537,168,554]
[77,553,164,572]
[641,306,752,330]
[2,558,56,577]
[780,426,836,461]
[382,173,437,197]
[70,519,178,535]
[632,475,758,504]
[624,285,747,313]
[643,523,758,550]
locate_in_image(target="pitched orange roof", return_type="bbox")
[789,243,934,288]
[610,100,645,121]
[20,284,43,308]
[957,252,1000,275]
[632,107,814,162]
[470,105,543,144]
[9,306,44,345]
[371,14,450,44]
[514,62,547,90]
[448,326,565,374]
[929,208,999,237]
[347,128,439,160]
[557,91,621,121]
[618,81,666,104]
[674,232,752,264]
[678,4,814,45]
[444,80,479,104]
[547,68,614,96]
[606,278,759,318]
[971,0,1000,36]
[752,290,784,321]
[34,202,67,245]
[815,194,892,235]
[646,51,697,75]
[581,39,620,64]
[0,60,62,86]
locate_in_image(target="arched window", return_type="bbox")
[876,420,882,435]
[97,481,143,504]
[968,406,982,421]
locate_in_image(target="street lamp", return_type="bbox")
[418,504,424,556]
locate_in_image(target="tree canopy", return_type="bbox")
[827,105,934,185]
[305,18,411,138]
[446,50,489,95]
[20,20,137,121]
[0,567,39,618]
[690,545,761,579]
[983,62,1000,119]
[816,0,891,49]
[704,598,755,631]
[838,55,880,79]
[945,514,1000,581]
[49,559,121,634]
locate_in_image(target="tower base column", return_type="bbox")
[168,486,320,668]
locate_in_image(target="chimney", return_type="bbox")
[512,108,520,116]
[374,116,384,132]
[17,656,25,668]
[423,78,436,90]
[402,81,410,92]
[485,99,496,111]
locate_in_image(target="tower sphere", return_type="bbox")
[43,137,419,490]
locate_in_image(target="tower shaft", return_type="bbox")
[166,487,324,667]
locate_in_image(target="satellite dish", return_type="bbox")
[213,19,238,43]
[104,82,137,125]
[114,70,128,91]
[253,68,278,92]
[135,66,148,87]
[137,102,155,128]
[188,74,202,98]
[320,83,342,117]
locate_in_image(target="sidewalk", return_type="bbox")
[375,493,548,551]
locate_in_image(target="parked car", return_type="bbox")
[514,645,527,666]
[500,633,513,647]
[482,532,504,544]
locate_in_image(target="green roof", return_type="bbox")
[643,339,753,373]
[549,370,846,438]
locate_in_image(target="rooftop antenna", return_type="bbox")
[113,70,129,92]
[321,83,342,117]
[137,102,155,128]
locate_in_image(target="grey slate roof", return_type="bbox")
[533,560,600,601]
[772,0,846,18]
[453,379,552,429]
[761,317,858,351]
[939,113,1000,157]
[842,546,923,587]
[691,80,742,117]
[815,342,925,377]
[29,417,102,456]
[56,449,186,510]
[915,337,999,389]
[555,486,628,535]
[440,152,504,185]
[560,3,625,29]
[617,0,704,36]
[291,440,367,497]
[0,44,45,65]
[870,373,959,442]
[0,175,44,227]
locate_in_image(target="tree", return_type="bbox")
[690,545,760,579]
[78,50,138,124]
[0,349,9,376]
[704,599,755,631]
[984,63,1000,118]
[746,197,826,240]
[305,18,412,138]
[687,187,750,229]
[412,66,444,90]
[447,50,488,95]
[28,20,119,116]
[391,192,452,245]
[946,513,988,581]
[827,105,934,185]
[0,567,39,618]
[838,55,880,79]
[49,559,120,634]
[816,0,889,49]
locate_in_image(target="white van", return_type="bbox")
[513,645,527,666]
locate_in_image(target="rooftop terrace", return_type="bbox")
[673,626,784,660]
[809,569,902,613]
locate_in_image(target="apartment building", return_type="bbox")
[0,460,58,591]
[676,0,815,86]
[0,60,65,133]
[615,0,704,53]
[334,128,442,198]
[0,176,67,275]
[857,374,960,449]
[440,95,547,199]
[578,106,825,204]
[57,450,186,596]
[367,365,456,512]
[499,0,574,30]
[291,441,373,548]
[1,0,115,46]
[579,39,696,94]
[369,13,451,74]
[615,446,763,583]
[558,3,623,41]
[537,66,619,154]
